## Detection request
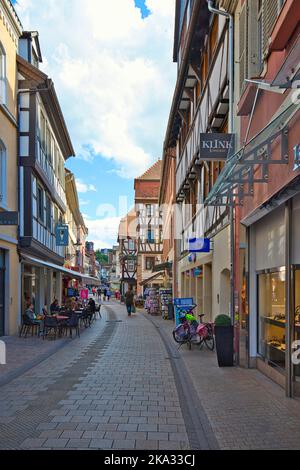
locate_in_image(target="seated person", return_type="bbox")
[50,299,60,314]
[88,297,96,313]
[25,304,44,333]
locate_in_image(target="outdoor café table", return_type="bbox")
[53,315,69,337]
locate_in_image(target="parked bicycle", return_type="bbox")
[172,305,215,351]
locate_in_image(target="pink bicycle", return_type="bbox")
[173,310,215,351]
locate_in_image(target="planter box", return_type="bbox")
[215,325,234,367]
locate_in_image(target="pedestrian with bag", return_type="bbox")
[125,286,135,317]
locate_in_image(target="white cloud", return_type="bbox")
[84,216,122,250]
[76,179,97,193]
[15,0,176,178]
[79,199,90,206]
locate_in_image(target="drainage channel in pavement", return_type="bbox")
[0,309,118,450]
[143,313,220,451]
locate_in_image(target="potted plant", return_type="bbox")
[214,314,234,367]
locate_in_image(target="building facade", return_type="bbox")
[17,31,83,317]
[0,0,22,336]
[204,0,300,396]
[65,169,88,274]
[164,0,234,321]
[118,209,137,296]
[134,161,163,295]
[159,148,177,295]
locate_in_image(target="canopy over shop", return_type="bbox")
[21,254,100,316]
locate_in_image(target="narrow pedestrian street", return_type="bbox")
[2,304,300,451]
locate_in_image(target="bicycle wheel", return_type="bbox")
[204,334,215,351]
[172,327,188,344]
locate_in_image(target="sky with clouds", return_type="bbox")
[13,0,176,249]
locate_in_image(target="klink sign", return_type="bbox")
[199,133,235,161]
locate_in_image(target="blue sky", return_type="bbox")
[13,0,176,248]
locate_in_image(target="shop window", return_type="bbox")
[258,270,286,370]
[294,270,300,381]
[0,42,7,105]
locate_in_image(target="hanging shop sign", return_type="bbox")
[189,238,210,253]
[294,143,300,171]
[199,133,235,161]
[0,211,19,226]
[55,224,69,247]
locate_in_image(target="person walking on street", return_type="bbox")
[125,286,135,317]
[106,288,111,302]
[97,288,102,301]
[103,287,107,302]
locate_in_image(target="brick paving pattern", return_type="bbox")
[152,315,300,450]
[0,305,189,450]
[1,303,300,449]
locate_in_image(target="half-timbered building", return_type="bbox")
[134,161,163,295]
[118,209,137,297]
[163,0,236,320]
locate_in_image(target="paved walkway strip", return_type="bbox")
[143,314,219,450]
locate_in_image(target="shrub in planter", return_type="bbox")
[214,314,234,367]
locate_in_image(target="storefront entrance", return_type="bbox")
[0,250,5,337]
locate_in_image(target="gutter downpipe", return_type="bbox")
[206,2,236,329]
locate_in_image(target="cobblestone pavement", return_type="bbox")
[0,304,195,450]
[2,303,300,450]
[150,314,300,450]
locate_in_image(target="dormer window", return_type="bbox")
[0,43,7,105]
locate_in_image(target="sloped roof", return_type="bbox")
[118,208,137,240]
[137,160,162,181]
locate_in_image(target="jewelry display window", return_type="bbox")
[258,269,286,370]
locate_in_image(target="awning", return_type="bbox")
[81,275,101,286]
[22,255,101,285]
[205,94,300,207]
[152,262,173,273]
[22,255,82,279]
[139,271,164,287]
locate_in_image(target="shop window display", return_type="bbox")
[258,269,286,370]
[294,270,300,381]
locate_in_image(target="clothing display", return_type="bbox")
[145,288,159,315]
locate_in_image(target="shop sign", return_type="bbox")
[199,133,235,161]
[189,238,210,253]
[0,211,19,226]
[55,224,69,246]
[294,144,300,170]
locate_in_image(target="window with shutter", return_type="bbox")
[262,0,280,56]
[239,2,248,94]
[247,0,262,78]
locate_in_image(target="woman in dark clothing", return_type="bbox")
[125,286,135,316]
